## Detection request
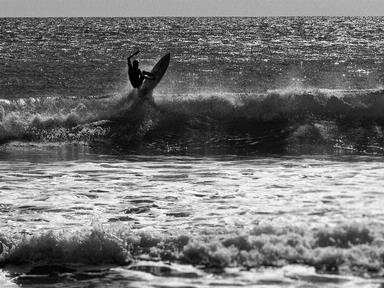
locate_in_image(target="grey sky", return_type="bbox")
[1,0,384,17]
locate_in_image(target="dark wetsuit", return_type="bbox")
[128,59,155,88]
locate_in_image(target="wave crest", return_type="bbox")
[1,88,384,154]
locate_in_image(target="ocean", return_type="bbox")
[0,17,384,287]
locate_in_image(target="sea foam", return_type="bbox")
[1,88,384,154]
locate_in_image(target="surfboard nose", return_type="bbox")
[141,53,170,91]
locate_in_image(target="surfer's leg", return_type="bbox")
[137,74,145,87]
[143,71,155,80]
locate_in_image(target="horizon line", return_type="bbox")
[0,15,382,18]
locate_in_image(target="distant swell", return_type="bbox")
[1,88,384,155]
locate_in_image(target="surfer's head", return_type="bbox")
[133,60,139,68]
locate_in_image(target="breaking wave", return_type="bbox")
[0,222,383,283]
[1,87,384,155]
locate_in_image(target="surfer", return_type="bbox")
[127,50,155,88]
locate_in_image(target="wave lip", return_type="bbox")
[1,88,384,155]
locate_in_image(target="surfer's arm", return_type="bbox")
[127,50,140,68]
[128,50,140,60]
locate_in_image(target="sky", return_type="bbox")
[1,0,384,17]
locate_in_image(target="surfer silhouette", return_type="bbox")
[127,50,155,88]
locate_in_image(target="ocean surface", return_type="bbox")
[0,17,384,287]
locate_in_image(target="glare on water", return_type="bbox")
[1,145,383,235]
[0,144,384,287]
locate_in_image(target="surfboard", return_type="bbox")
[87,54,170,129]
[140,53,171,93]
[121,53,170,111]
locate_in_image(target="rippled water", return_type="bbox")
[0,144,383,287]
[1,17,384,288]
[1,17,384,98]
[1,145,384,235]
